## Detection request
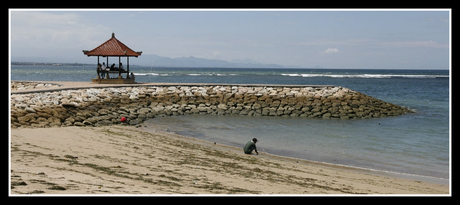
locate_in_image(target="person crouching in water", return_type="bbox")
[244,138,259,155]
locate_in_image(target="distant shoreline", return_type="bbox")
[11,62,93,66]
[11,62,450,71]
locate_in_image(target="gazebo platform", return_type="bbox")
[91,78,136,84]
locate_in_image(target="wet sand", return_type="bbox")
[10,125,449,195]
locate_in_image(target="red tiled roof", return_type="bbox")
[83,33,142,57]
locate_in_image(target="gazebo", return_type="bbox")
[83,33,142,84]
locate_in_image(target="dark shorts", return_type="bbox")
[244,147,254,154]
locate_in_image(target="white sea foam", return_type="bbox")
[187,73,239,76]
[133,72,158,76]
[281,73,449,78]
[134,73,169,76]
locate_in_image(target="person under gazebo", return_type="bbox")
[119,62,125,72]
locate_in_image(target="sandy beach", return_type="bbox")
[10,125,449,195]
[10,81,449,195]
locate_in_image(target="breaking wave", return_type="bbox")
[281,73,449,78]
[133,73,169,76]
[134,72,239,77]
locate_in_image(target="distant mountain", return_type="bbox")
[11,54,288,68]
[132,54,285,68]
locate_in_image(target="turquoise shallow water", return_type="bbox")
[12,65,450,181]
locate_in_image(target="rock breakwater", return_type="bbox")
[10,84,414,128]
[11,81,62,91]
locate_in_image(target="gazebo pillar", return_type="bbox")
[96,56,100,79]
[118,56,122,79]
[105,56,110,79]
[127,56,130,79]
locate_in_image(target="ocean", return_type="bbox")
[10,65,450,183]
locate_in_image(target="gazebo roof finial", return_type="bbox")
[112,32,115,38]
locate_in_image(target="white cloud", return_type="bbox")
[10,11,112,58]
[321,48,340,54]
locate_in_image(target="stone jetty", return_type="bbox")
[11,81,62,91]
[10,83,414,128]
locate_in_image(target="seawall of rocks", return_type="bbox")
[11,81,62,90]
[10,84,414,128]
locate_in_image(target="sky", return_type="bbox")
[9,9,450,69]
